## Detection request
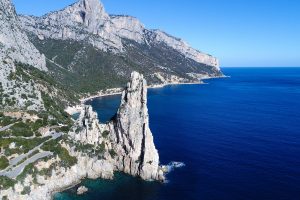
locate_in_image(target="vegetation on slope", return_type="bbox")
[41,138,77,168]
[27,35,222,96]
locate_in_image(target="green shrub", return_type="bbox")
[21,94,28,99]
[102,130,110,138]
[10,122,33,137]
[41,139,77,168]
[57,126,70,133]
[0,137,50,156]
[0,156,9,170]
[109,149,117,159]
[7,72,16,80]
[58,147,77,168]
[31,119,44,132]
[21,186,31,195]
[16,163,35,182]
[0,176,16,190]
[0,115,16,126]
[99,142,105,152]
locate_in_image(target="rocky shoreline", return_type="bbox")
[79,75,227,104]
[1,72,165,200]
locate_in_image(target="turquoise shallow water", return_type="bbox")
[55,68,300,200]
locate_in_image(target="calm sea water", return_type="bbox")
[55,68,300,200]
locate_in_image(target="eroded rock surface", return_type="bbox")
[108,72,164,181]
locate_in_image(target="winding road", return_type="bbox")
[0,132,62,179]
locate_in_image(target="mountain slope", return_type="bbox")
[0,0,47,110]
[19,0,222,94]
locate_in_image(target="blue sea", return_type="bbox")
[55,68,300,200]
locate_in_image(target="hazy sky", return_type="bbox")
[13,0,300,67]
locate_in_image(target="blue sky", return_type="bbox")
[13,0,300,67]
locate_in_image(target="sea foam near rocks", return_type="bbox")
[163,161,186,173]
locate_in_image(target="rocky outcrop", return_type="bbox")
[77,186,88,195]
[108,72,164,181]
[69,106,104,144]
[0,154,114,200]
[70,72,164,181]
[19,0,220,69]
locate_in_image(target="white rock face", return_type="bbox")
[0,0,46,71]
[110,15,145,43]
[1,154,114,200]
[0,0,47,110]
[69,106,104,144]
[19,0,123,52]
[19,0,220,69]
[70,72,164,181]
[108,72,164,181]
[77,186,88,195]
[150,30,220,69]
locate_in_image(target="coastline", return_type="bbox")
[55,74,228,199]
[50,180,82,200]
[79,75,228,104]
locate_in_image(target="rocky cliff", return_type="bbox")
[70,106,104,144]
[18,0,222,94]
[0,0,47,110]
[69,72,164,181]
[108,72,164,180]
[0,0,46,71]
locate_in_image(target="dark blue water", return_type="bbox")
[55,68,300,200]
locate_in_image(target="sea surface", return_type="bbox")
[55,68,300,200]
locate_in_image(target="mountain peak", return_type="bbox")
[80,0,102,8]
[39,0,109,33]
[74,0,109,28]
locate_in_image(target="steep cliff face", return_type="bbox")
[69,72,164,181]
[149,30,220,69]
[18,0,222,93]
[108,72,164,180]
[70,106,104,144]
[0,0,46,71]
[0,0,48,110]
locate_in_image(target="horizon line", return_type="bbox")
[221,66,300,68]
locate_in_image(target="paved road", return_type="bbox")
[0,132,62,178]
[0,151,53,178]
[9,132,62,166]
[0,124,14,132]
